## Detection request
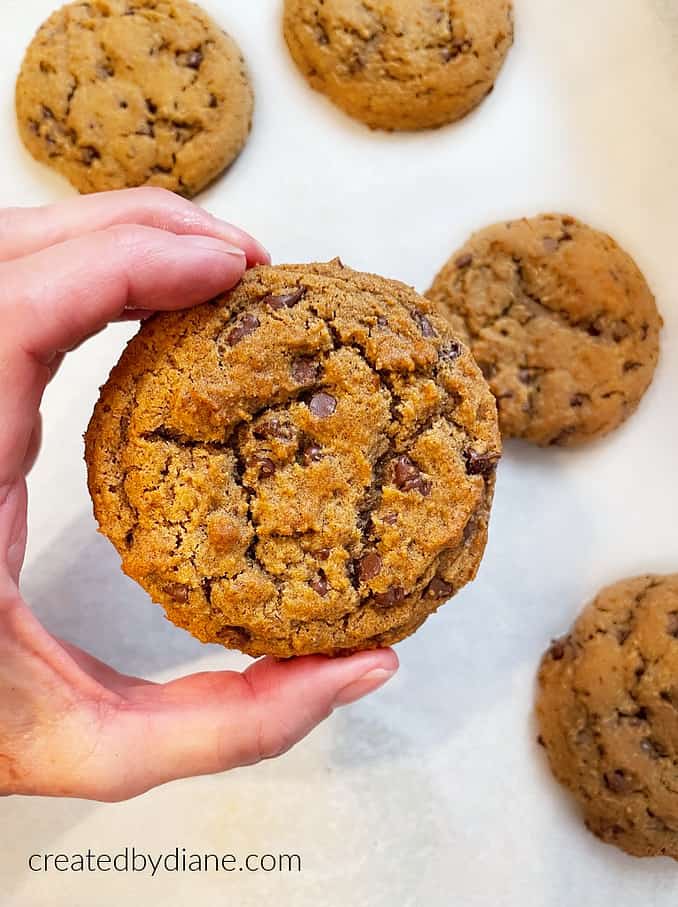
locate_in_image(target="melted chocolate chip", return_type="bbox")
[393,455,428,493]
[372,587,405,609]
[309,392,337,418]
[164,582,189,603]
[228,314,260,345]
[292,358,320,385]
[358,552,382,583]
[455,253,473,268]
[426,577,453,599]
[264,287,307,309]
[464,450,499,477]
[310,573,329,597]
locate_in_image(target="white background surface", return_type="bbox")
[1,0,678,904]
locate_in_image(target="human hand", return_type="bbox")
[0,188,398,801]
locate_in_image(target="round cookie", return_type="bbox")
[427,215,662,446]
[16,0,253,197]
[283,0,514,131]
[537,575,678,860]
[85,260,501,658]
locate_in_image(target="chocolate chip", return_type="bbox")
[549,639,566,660]
[302,443,323,465]
[604,769,633,794]
[310,573,329,596]
[536,735,545,748]
[183,49,203,69]
[308,392,336,418]
[264,287,307,309]
[208,93,218,108]
[228,314,260,346]
[164,582,189,603]
[377,315,389,328]
[41,104,54,119]
[426,577,453,599]
[667,612,678,639]
[542,237,559,253]
[81,146,100,165]
[439,341,462,363]
[455,253,473,268]
[358,552,382,583]
[145,98,158,114]
[317,547,331,561]
[254,418,294,441]
[464,450,499,477]
[251,456,276,478]
[392,456,432,496]
[623,361,642,373]
[292,358,320,385]
[96,61,115,78]
[372,587,405,609]
[413,310,436,338]
[570,393,587,407]
[382,512,398,526]
[587,321,602,337]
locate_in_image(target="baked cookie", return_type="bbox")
[283,0,513,131]
[427,215,661,446]
[16,0,253,197]
[85,260,501,658]
[537,575,678,860]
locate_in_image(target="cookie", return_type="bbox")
[427,215,662,446]
[16,0,253,197]
[537,575,678,860]
[283,0,514,131]
[85,260,501,658]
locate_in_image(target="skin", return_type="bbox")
[0,188,398,802]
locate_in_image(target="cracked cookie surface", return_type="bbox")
[283,0,513,131]
[85,261,501,657]
[537,575,678,860]
[16,0,253,196]
[427,215,662,446]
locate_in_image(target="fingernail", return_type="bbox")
[332,667,397,708]
[182,235,246,258]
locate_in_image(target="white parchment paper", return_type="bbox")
[1,1,678,904]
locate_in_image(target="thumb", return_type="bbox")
[102,649,399,800]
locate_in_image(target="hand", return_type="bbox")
[0,188,398,801]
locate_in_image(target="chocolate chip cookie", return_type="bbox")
[85,260,501,657]
[427,215,662,446]
[16,0,253,197]
[283,0,514,131]
[537,575,678,860]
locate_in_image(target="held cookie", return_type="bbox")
[85,261,501,658]
[537,575,678,860]
[16,0,253,197]
[427,215,661,446]
[283,0,514,131]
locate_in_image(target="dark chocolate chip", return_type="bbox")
[145,98,158,114]
[455,253,473,268]
[604,770,633,794]
[264,287,307,309]
[208,93,218,108]
[413,310,436,338]
[439,341,462,363]
[464,449,499,477]
[549,639,566,660]
[228,314,260,345]
[358,552,382,583]
[183,49,203,69]
[164,582,189,603]
[570,393,587,407]
[292,358,320,385]
[667,612,678,639]
[623,361,642,373]
[309,392,337,418]
[542,237,559,253]
[310,573,328,596]
[426,577,453,599]
[393,455,420,490]
[536,735,545,748]
[81,145,100,164]
[372,587,405,609]
[302,443,323,465]
[317,548,331,561]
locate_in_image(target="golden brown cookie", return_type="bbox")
[85,261,501,657]
[427,215,662,446]
[283,0,514,131]
[16,0,253,197]
[537,575,678,860]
